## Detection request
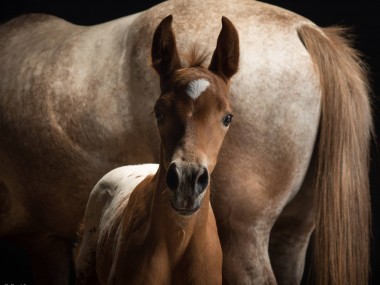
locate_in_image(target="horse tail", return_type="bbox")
[297,25,373,285]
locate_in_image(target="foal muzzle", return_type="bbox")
[166,161,209,216]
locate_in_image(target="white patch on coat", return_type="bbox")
[87,164,159,237]
[186,79,210,100]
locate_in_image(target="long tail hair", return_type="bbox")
[297,25,373,285]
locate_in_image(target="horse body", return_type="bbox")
[0,0,371,284]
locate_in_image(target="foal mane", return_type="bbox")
[183,45,211,68]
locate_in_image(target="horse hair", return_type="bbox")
[298,25,372,285]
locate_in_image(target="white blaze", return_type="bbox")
[186,79,210,100]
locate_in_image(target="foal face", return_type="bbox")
[154,69,233,215]
[151,15,239,216]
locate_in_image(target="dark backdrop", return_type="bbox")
[0,1,378,284]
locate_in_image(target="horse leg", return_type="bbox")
[211,136,317,284]
[220,221,276,285]
[268,157,316,284]
[212,168,278,284]
[24,234,74,285]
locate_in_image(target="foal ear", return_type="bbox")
[209,17,239,81]
[151,15,181,84]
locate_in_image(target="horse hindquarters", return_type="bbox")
[269,26,372,285]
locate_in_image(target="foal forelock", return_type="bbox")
[186,79,210,100]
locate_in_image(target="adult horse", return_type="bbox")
[0,0,372,284]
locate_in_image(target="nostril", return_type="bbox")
[196,167,209,193]
[166,163,179,190]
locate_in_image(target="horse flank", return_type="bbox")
[298,25,372,285]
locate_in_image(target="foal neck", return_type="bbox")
[150,163,212,255]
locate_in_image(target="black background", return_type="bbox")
[0,1,379,284]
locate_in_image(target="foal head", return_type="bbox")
[151,15,239,216]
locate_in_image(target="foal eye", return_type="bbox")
[155,111,164,122]
[222,114,233,127]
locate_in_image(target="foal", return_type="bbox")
[76,15,239,285]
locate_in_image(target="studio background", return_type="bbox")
[0,1,378,284]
